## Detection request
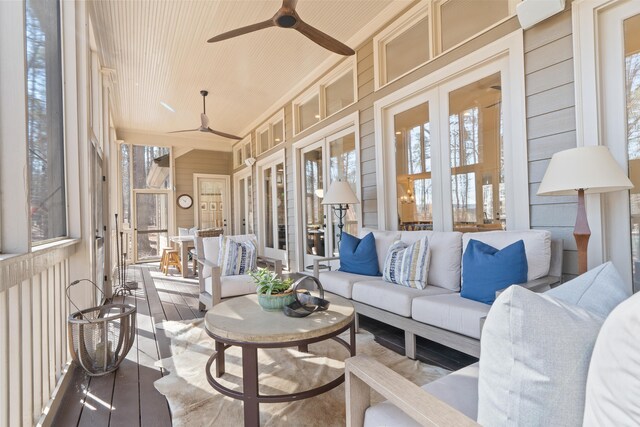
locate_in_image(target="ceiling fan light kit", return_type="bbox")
[168,90,242,140]
[207,0,355,56]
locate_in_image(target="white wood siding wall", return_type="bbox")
[0,242,77,427]
[524,9,578,279]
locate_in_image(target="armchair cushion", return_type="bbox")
[382,237,431,289]
[461,239,527,304]
[338,232,380,276]
[364,363,479,426]
[204,274,256,298]
[218,235,257,276]
[478,286,604,427]
[583,291,640,426]
[545,261,630,318]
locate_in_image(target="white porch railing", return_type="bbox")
[0,240,79,427]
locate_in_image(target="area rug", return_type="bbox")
[154,319,449,426]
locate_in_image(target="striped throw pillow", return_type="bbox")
[382,237,431,289]
[218,236,257,276]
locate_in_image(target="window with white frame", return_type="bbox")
[26,0,67,244]
[374,0,518,90]
[233,136,253,168]
[256,111,285,155]
[293,59,356,134]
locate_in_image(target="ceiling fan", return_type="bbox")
[207,0,355,56]
[168,90,242,140]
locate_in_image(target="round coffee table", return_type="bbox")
[204,293,356,427]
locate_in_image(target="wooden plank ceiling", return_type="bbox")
[89,0,395,148]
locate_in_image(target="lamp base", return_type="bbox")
[575,188,591,275]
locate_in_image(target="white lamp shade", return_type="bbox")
[537,146,633,196]
[321,181,359,205]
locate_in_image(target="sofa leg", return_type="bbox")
[199,302,206,312]
[354,313,360,333]
[404,331,416,360]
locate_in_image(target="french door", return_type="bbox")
[234,168,254,235]
[92,144,107,301]
[299,127,360,271]
[592,0,640,291]
[133,190,169,262]
[193,174,231,234]
[257,151,287,263]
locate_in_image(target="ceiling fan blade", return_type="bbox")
[207,127,242,140]
[168,128,200,134]
[282,0,298,10]
[295,20,355,56]
[201,113,209,128]
[208,19,275,43]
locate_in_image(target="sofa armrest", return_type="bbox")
[257,256,282,275]
[345,356,478,427]
[313,256,340,278]
[495,275,561,299]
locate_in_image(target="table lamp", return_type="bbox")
[322,180,359,244]
[537,146,633,274]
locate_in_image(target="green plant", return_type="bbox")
[250,268,293,296]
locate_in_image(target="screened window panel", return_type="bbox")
[325,72,354,116]
[385,17,430,83]
[132,145,170,189]
[440,0,509,52]
[27,0,66,243]
[120,144,131,226]
[298,95,320,132]
[259,130,269,153]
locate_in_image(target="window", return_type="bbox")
[374,0,519,90]
[376,33,528,233]
[256,111,285,155]
[120,144,131,227]
[233,136,253,168]
[293,59,356,134]
[437,0,510,52]
[26,0,66,244]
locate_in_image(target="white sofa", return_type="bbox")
[313,228,563,357]
[344,262,636,427]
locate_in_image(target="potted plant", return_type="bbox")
[250,268,295,311]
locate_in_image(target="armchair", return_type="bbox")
[195,233,282,310]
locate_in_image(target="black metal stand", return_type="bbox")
[331,204,349,245]
[113,216,133,297]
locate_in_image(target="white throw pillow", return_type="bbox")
[462,230,551,282]
[583,291,640,426]
[478,286,605,426]
[382,237,431,289]
[218,235,257,276]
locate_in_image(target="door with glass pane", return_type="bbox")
[194,174,230,234]
[259,155,287,263]
[301,142,327,270]
[234,169,253,235]
[133,191,169,262]
[92,145,106,301]
[598,1,640,291]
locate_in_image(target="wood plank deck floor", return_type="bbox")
[52,265,476,426]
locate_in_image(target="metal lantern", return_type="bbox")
[66,280,136,376]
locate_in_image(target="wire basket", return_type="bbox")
[66,279,136,376]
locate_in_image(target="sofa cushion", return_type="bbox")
[461,239,528,304]
[352,280,451,317]
[363,363,479,426]
[360,228,401,273]
[204,274,256,298]
[583,291,640,426]
[462,229,551,282]
[338,232,380,276]
[412,294,491,339]
[546,261,631,318]
[400,230,463,292]
[478,286,605,427]
[318,271,382,299]
[218,235,257,276]
[382,237,431,289]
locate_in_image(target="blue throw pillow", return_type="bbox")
[338,232,380,276]
[461,239,528,304]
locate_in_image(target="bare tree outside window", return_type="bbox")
[26,0,66,243]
